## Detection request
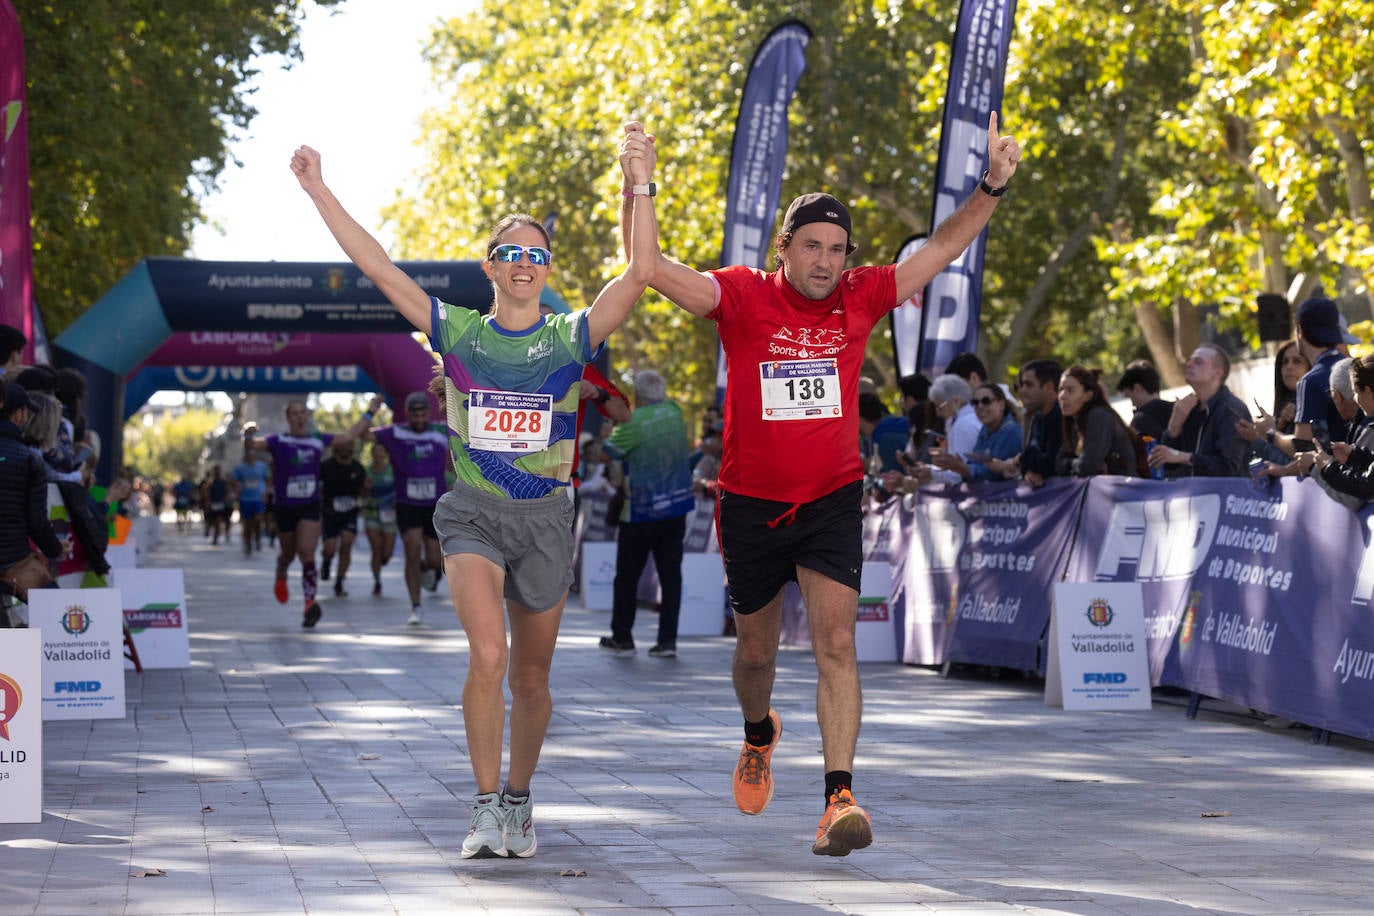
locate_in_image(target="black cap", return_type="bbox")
[3,382,40,417]
[405,391,431,410]
[780,193,856,255]
[1296,297,1354,347]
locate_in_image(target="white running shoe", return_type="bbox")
[500,790,537,858]
[407,606,422,626]
[460,793,506,859]
[420,566,439,592]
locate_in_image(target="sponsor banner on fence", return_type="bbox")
[0,627,43,823]
[112,568,190,670]
[1066,475,1374,739]
[33,588,126,720]
[891,478,1085,668]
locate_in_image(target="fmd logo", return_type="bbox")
[1094,495,1220,582]
[54,681,102,693]
[1083,672,1128,684]
[247,304,304,320]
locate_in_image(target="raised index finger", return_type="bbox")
[988,111,1000,143]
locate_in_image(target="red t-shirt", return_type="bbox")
[709,263,897,503]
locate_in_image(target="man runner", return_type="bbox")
[356,392,448,625]
[245,401,360,628]
[619,116,1021,855]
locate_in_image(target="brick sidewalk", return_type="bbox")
[3,527,1373,914]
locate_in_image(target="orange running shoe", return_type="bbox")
[732,708,781,815]
[273,577,289,604]
[811,788,873,856]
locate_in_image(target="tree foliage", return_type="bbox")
[391,0,964,411]
[122,406,221,481]
[1097,0,1374,369]
[393,0,1372,403]
[15,0,339,331]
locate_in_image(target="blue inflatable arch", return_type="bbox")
[54,257,570,481]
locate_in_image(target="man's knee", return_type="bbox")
[735,629,779,670]
[811,620,857,667]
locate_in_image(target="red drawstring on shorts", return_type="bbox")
[766,502,802,529]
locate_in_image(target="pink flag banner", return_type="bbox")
[0,0,34,356]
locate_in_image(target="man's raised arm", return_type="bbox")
[893,112,1022,305]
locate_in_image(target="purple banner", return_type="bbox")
[0,0,35,355]
[919,0,1018,376]
[717,20,811,403]
[720,20,811,270]
[888,234,928,378]
[890,478,1084,668]
[1066,476,1374,740]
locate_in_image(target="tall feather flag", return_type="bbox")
[1,0,37,360]
[717,20,811,400]
[909,0,1018,378]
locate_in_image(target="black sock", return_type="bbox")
[824,770,852,805]
[744,714,775,748]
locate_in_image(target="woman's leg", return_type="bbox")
[447,552,510,794]
[505,594,566,791]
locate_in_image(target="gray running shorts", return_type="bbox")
[433,481,575,612]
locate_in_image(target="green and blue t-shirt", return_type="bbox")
[429,298,600,499]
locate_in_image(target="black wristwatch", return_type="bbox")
[595,387,610,404]
[979,170,1008,197]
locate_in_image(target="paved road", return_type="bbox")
[4,526,1374,914]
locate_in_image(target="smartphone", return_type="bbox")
[1224,404,1249,423]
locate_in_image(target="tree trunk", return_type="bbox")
[1135,299,1184,388]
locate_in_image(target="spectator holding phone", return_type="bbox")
[1149,344,1251,477]
[928,383,1021,481]
[1236,339,1311,463]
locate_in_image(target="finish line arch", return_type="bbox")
[54,257,569,481]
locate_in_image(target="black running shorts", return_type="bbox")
[273,503,322,535]
[396,502,439,538]
[716,480,863,616]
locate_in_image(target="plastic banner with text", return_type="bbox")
[918,0,1018,375]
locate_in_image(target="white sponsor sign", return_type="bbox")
[678,552,727,636]
[33,588,126,720]
[0,628,44,822]
[856,561,898,663]
[113,568,190,670]
[579,542,617,611]
[1046,582,1151,711]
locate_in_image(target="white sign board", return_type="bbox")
[113,568,190,670]
[579,542,617,611]
[856,561,898,662]
[0,628,45,822]
[33,588,126,720]
[678,552,727,636]
[1046,582,1151,710]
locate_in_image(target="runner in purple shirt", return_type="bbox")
[358,391,449,625]
[244,399,361,628]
